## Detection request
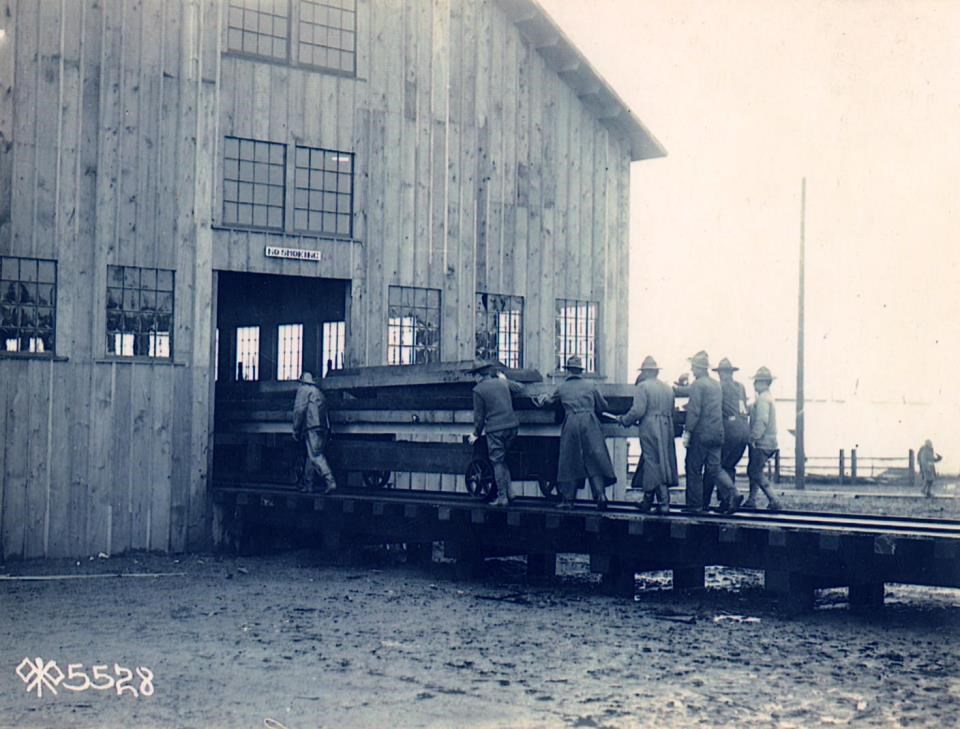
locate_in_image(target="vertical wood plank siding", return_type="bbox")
[0,0,636,558]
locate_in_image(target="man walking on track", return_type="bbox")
[292,371,338,495]
[745,366,782,511]
[619,355,678,514]
[679,351,742,514]
[536,355,618,510]
[703,357,750,507]
[468,361,524,507]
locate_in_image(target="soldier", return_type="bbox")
[745,366,782,510]
[619,356,678,514]
[679,351,742,514]
[917,439,943,498]
[702,357,750,507]
[536,355,617,509]
[292,371,337,495]
[467,361,524,507]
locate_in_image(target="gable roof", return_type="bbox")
[495,0,666,162]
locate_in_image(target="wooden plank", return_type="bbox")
[46,361,71,556]
[87,362,113,556]
[9,0,38,254]
[0,365,28,558]
[150,365,173,552]
[107,362,132,554]
[129,363,151,549]
[24,362,49,558]
[323,360,537,390]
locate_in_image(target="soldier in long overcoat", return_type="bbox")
[536,355,617,509]
[619,355,678,514]
[292,371,337,494]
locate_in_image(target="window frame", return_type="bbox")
[219,137,355,241]
[276,322,304,381]
[0,255,58,357]
[554,298,599,375]
[292,146,355,238]
[295,0,358,77]
[321,320,346,376]
[235,324,262,381]
[475,292,524,369]
[104,264,175,360]
[223,0,358,79]
[387,285,441,366]
[221,136,288,233]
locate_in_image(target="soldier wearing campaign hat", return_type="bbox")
[679,351,742,514]
[467,360,524,507]
[535,355,617,509]
[292,370,337,495]
[703,357,751,505]
[745,366,782,510]
[619,355,678,514]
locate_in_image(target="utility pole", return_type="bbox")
[796,178,806,490]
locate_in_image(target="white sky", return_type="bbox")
[539,0,960,408]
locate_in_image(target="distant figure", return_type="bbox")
[918,439,943,498]
[536,355,617,509]
[468,361,524,507]
[292,371,337,495]
[678,351,742,514]
[711,357,750,489]
[619,356,678,514]
[745,367,782,511]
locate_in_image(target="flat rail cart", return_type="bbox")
[212,361,683,499]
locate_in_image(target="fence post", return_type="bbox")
[839,449,845,484]
[851,448,858,483]
[774,450,781,483]
[908,449,916,486]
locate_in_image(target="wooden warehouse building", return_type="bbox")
[0,0,663,559]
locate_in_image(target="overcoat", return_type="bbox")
[622,377,679,489]
[540,374,617,484]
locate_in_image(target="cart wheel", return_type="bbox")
[362,470,392,488]
[537,478,560,501]
[465,459,497,501]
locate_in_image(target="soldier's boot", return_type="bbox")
[742,484,759,509]
[760,484,781,511]
[634,492,655,513]
[317,460,338,495]
[655,484,671,515]
[588,476,609,510]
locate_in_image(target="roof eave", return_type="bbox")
[495,0,667,162]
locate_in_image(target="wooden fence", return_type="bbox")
[627,442,919,486]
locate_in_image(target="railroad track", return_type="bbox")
[214,482,960,539]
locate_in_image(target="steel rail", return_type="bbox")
[214,483,960,538]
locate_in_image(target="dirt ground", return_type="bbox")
[2,548,960,729]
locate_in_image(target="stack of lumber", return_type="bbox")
[215,361,650,436]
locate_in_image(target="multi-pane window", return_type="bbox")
[475,293,523,369]
[222,137,286,230]
[387,286,440,365]
[294,146,353,237]
[277,323,303,381]
[1,256,56,354]
[106,265,174,358]
[225,0,357,76]
[555,299,597,373]
[226,0,289,61]
[236,326,261,381]
[298,0,356,74]
[322,320,346,375]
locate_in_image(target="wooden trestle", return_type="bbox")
[213,486,960,612]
